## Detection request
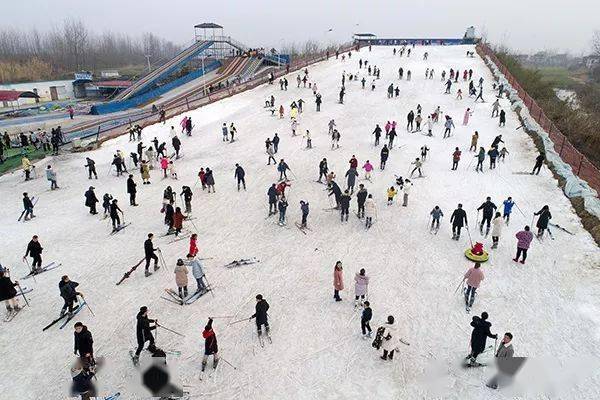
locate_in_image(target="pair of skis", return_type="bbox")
[21,262,61,280]
[109,222,131,236]
[223,258,260,268]
[258,332,273,348]
[42,301,87,331]
[161,288,211,305]
[294,222,311,235]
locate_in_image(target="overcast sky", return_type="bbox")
[2,0,598,54]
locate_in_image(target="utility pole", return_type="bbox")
[145,54,152,73]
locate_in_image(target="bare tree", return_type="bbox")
[592,30,600,56]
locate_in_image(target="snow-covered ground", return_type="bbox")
[1,45,599,400]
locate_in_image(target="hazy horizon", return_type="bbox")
[2,0,598,55]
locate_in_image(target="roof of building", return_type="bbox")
[0,90,40,102]
[194,23,223,29]
[94,80,132,88]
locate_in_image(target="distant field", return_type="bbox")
[535,66,582,89]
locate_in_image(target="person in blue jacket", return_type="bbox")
[503,197,515,224]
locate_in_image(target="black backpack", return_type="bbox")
[372,326,386,350]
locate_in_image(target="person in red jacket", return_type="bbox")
[202,318,219,371]
[276,181,291,197]
[349,155,358,169]
[198,168,206,191]
[189,234,198,257]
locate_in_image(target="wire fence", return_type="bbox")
[477,42,600,194]
[63,42,359,145]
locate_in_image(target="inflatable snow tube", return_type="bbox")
[464,248,489,263]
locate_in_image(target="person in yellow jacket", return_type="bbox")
[386,186,397,205]
[22,156,34,180]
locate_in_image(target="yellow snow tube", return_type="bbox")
[465,248,489,262]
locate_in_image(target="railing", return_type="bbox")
[66,42,358,144]
[476,42,600,195]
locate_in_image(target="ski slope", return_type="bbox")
[1,45,599,399]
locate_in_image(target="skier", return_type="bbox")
[102,193,113,218]
[81,186,98,215]
[534,205,552,237]
[443,116,455,138]
[420,145,430,161]
[452,148,461,170]
[356,184,368,218]
[477,197,497,236]
[229,123,237,142]
[278,195,288,225]
[362,160,373,181]
[386,186,398,205]
[172,207,184,236]
[499,147,510,162]
[380,315,398,360]
[409,158,423,177]
[73,322,94,366]
[414,113,422,132]
[46,165,59,190]
[463,108,473,126]
[364,194,377,229]
[174,259,189,298]
[339,87,345,104]
[328,119,336,134]
[127,175,138,206]
[360,301,373,338]
[21,156,33,180]
[513,226,533,264]
[315,93,322,111]
[380,145,389,170]
[406,110,414,131]
[204,168,215,193]
[267,141,276,165]
[333,262,344,301]
[338,190,351,222]
[299,200,310,228]
[486,332,516,390]
[388,127,397,149]
[491,134,504,148]
[249,294,270,337]
[354,268,369,307]
[531,152,545,175]
[234,164,246,191]
[402,179,412,206]
[84,157,98,179]
[499,110,506,127]
[221,123,229,142]
[0,270,21,314]
[345,167,359,193]
[22,192,35,221]
[430,206,443,232]
[133,306,158,364]
[189,234,199,258]
[267,184,278,215]
[491,212,503,248]
[23,235,43,273]
[144,233,159,277]
[466,312,498,366]
[185,254,206,293]
[202,318,219,371]
[180,186,193,214]
[502,197,515,224]
[475,147,485,172]
[469,131,479,152]
[488,146,499,169]
[59,275,82,317]
[424,116,433,136]
[272,133,280,153]
[331,129,341,149]
[109,199,123,231]
[277,159,290,181]
[463,262,484,309]
[451,204,468,240]
[445,79,452,94]
[491,99,500,117]
[70,358,96,399]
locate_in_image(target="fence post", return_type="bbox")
[559,135,566,156]
[96,126,100,143]
[186,96,190,111]
[577,155,584,175]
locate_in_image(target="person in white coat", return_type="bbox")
[354,269,369,307]
[381,315,398,360]
[491,212,503,249]
[364,194,377,229]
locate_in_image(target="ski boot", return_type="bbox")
[201,361,207,372]
[132,355,140,366]
[13,304,21,312]
[154,263,160,272]
[213,358,219,369]
[145,270,152,277]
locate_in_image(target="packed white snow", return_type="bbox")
[1,45,599,400]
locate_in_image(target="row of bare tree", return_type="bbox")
[0,19,181,82]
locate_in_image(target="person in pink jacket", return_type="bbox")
[463,108,473,125]
[385,121,391,137]
[180,116,188,133]
[354,268,369,307]
[333,261,344,302]
[513,226,534,264]
[464,262,484,308]
[362,160,374,181]
[160,156,169,178]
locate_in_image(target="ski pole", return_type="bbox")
[465,226,474,248]
[465,156,475,170]
[514,203,526,218]
[453,278,466,294]
[23,258,37,283]
[157,323,185,337]
[78,295,95,317]
[494,337,498,354]
[208,316,235,319]
[219,356,238,370]
[228,318,250,325]
[16,283,30,307]
[203,275,216,298]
